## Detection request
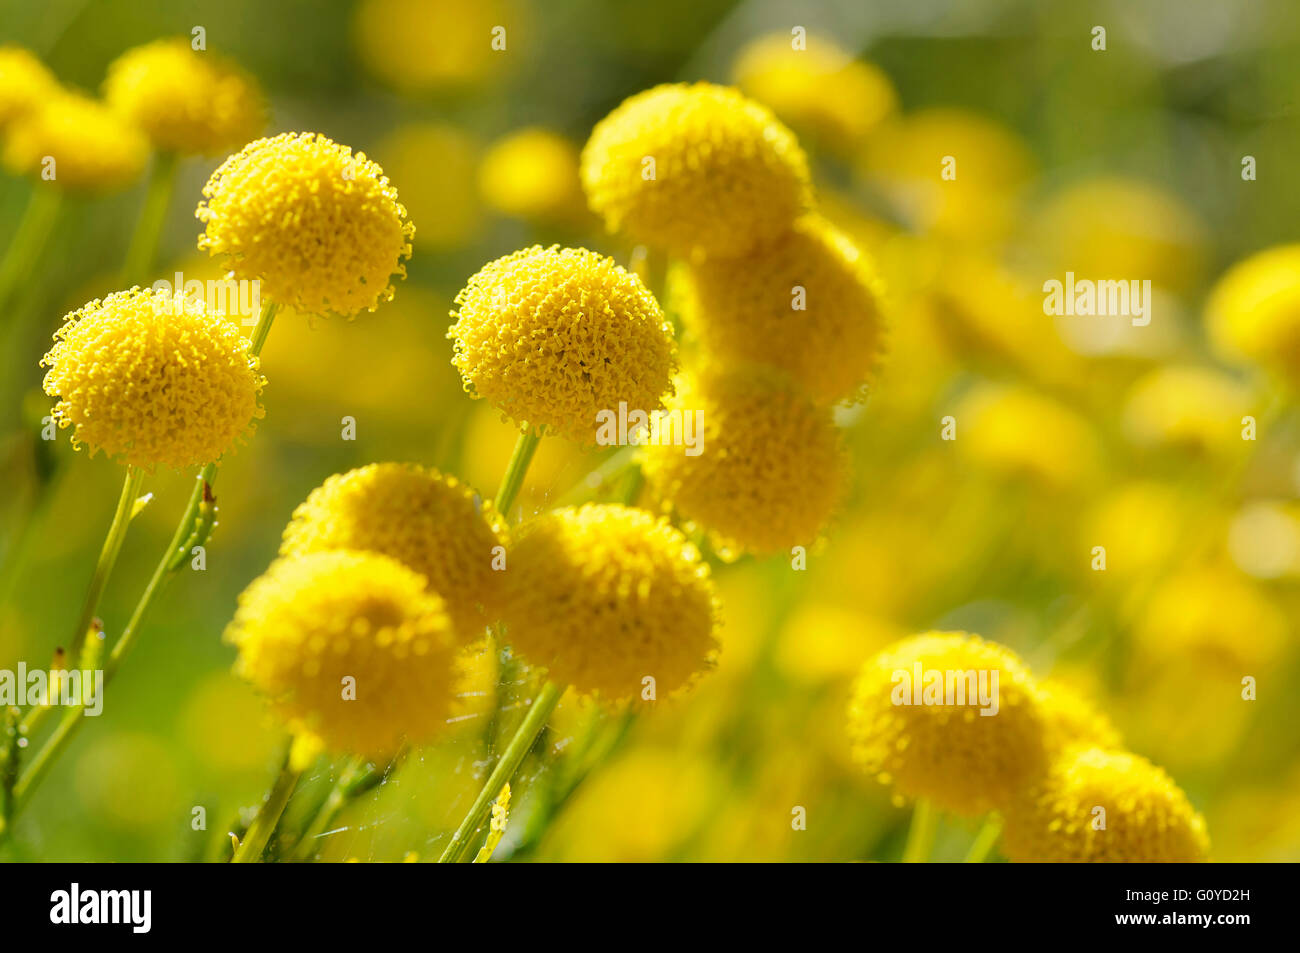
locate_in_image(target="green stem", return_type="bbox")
[902,798,937,863]
[232,746,301,863]
[119,152,178,289]
[68,467,145,662]
[0,187,61,320]
[438,680,564,863]
[963,816,1002,863]
[493,430,541,519]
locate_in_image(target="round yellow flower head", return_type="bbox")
[280,463,506,640]
[196,132,414,316]
[500,504,718,700]
[1206,244,1300,383]
[479,127,585,223]
[640,368,846,557]
[41,287,264,470]
[671,215,887,405]
[0,46,58,130]
[846,631,1048,816]
[225,551,457,758]
[104,38,266,155]
[448,245,677,443]
[1037,679,1121,756]
[1121,365,1253,454]
[1001,747,1210,862]
[3,91,148,192]
[581,82,812,259]
[731,33,897,153]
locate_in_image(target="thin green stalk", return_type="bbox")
[963,816,1002,863]
[119,152,178,288]
[0,187,61,320]
[232,745,302,863]
[494,430,541,519]
[902,798,937,863]
[68,466,145,661]
[438,680,564,863]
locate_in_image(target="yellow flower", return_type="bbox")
[225,551,457,758]
[3,91,148,192]
[479,127,585,223]
[1205,244,1300,382]
[103,38,265,155]
[375,123,483,250]
[731,33,896,152]
[351,0,518,93]
[955,382,1100,491]
[448,245,677,442]
[41,288,264,470]
[279,463,507,640]
[641,368,846,557]
[196,132,414,316]
[0,46,58,130]
[499,504,718,700]
[1121,365,1253,454]
[581,82,812,259]
[1081,482,1205,581]
[846,632,1049,816]
[1001,747,1210,862]
[671,215,887,405]
[1037,678,1121,756]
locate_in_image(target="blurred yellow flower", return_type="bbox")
[0,45,58,130]
[479,127,586,224]
[376,123,483,249]
[1080,481,1205,581]
[352,0,518,93]
[1205,243,1300,383]
[1121,365,1254,454]
[1037,678,1122,756]
[3,91,148,192]
[731,32,897,153]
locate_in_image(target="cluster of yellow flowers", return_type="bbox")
[847,631,1209,861]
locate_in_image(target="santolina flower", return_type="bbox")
[104,38,266,155]
[280,463,506,640]
[41,288,264,470]
[1205,243,1300,383]
[0,46,58,130]
[226,551,457,758]
[479,127,585,223]
[448,245,677,442]
[3,92,148,192]
[1000,747,1210,862]
[351,0,513,94]
[641,368,846,557]
[499,504,718,700]
[196,132,414,316]
[581,82,811,259]
[846,632,1048,816]
[671,215,887,405]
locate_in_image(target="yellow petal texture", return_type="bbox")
[196,132,414,316]
[225,551,457,758]
[640,368,846,557]
[104,38,266,155]
[448,245,677,443]
[279,463,506,641]
[671,215,887,405]
[500,504,719,700]
[1001,747,1210,862]
[581,82,811,258]
[41,288,264,470]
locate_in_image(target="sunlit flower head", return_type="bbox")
[479,127,585,223]
[225,551,457,758]
[500,504,719,700]
[731,32,897,153]
[1036,678,1121,756]
[41,287,264,470]
[104,38,266,155]
[1205,243,1300,383]
[581,82,812,259]
[280,463,506,640]
[196,132,414,316]
[0,46,58,130]
[448,245,677,442]
[846,631,1049,816]
[1121,365,1253,454]
[3,91,148,192]
[1001,747,1210,862]
[640,367,847,558]
[671,214,887,405]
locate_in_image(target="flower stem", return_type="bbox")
[437,680,564,863]
[119,151,178,289]
[494,430,541,519]
[232,745,302,863]
[963,816,1002,863]
[69,466,145,661]
[902,798,937,863]
[0,186,61,321]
